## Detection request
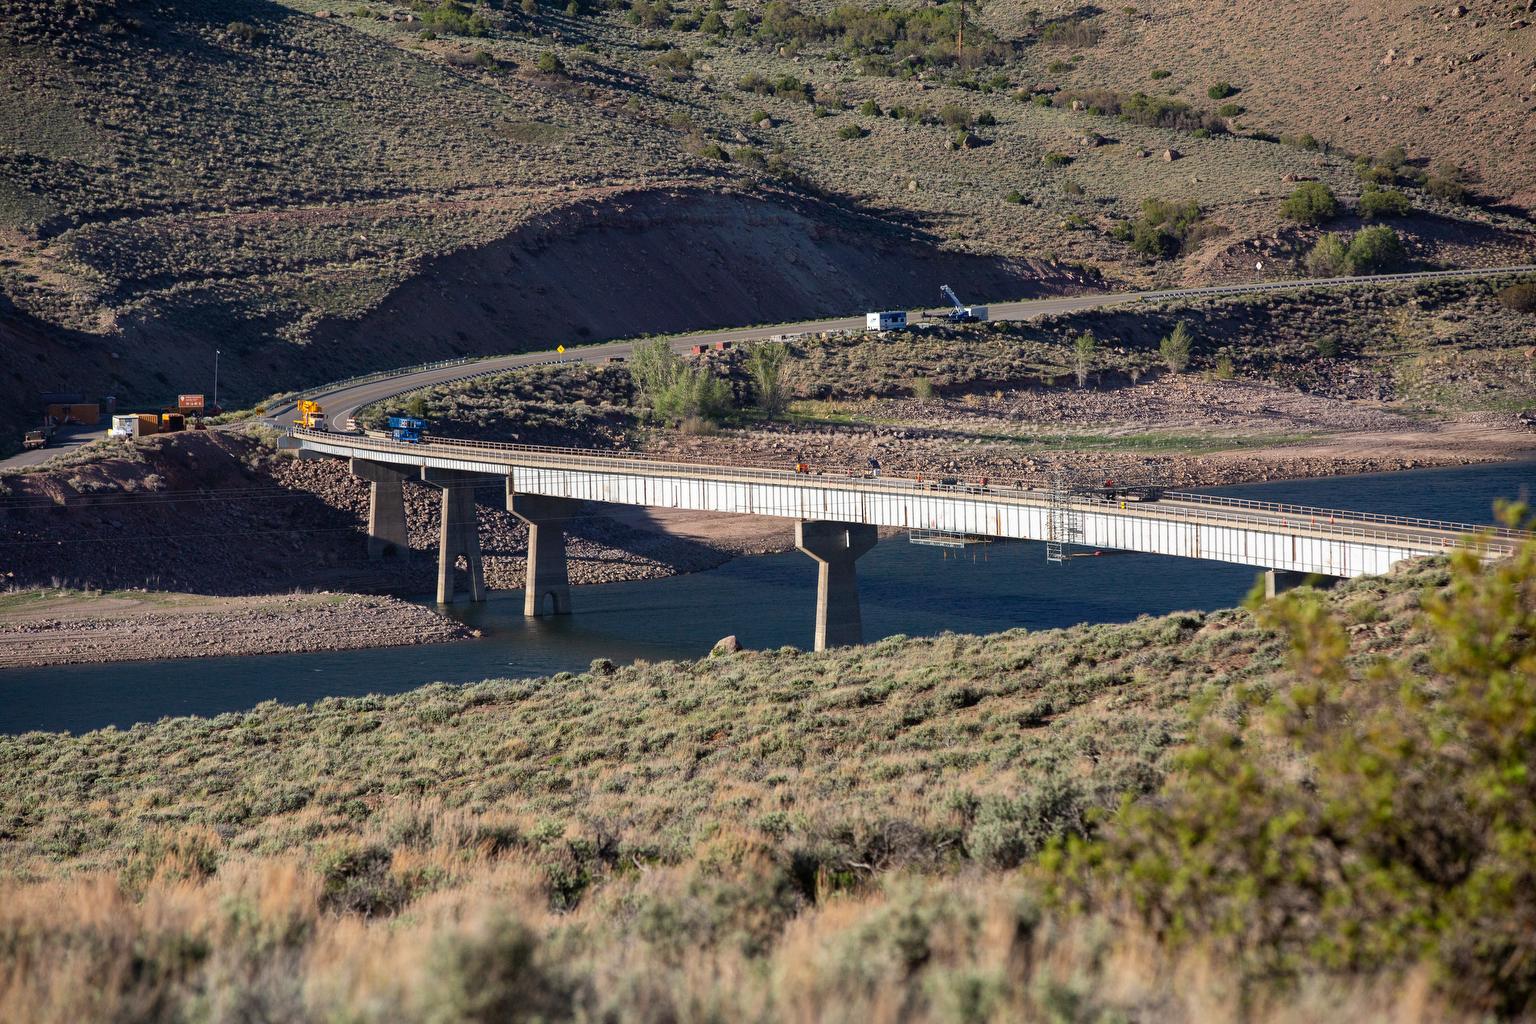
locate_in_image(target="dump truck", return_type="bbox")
[295,400,327,430]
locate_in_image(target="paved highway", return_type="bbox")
[5,264,1532,471]
[261,264,1536,431]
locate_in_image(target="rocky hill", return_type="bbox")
[2,0,1534,453]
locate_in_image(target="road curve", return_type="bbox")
[5,264,1531,472]
[261,264,1536,432]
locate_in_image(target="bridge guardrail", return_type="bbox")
[290,428,1527,559]
[1164,490,1531,542]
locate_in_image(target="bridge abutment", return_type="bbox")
[423,468,486,604]
[1263,569,1342,599]
[350,458,412,562]
[796,520,878,652]
[507,490,576,617]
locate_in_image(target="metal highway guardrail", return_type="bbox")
[293,429,1528,558]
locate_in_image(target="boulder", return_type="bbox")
[710,635,743,656]
[1162,148,1180,161]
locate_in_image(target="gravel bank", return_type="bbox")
[0,593,473,670]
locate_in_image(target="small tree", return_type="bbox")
[1357,186,1411,219]
[1072,331,1098,387]
[1281,182,1338,225]
[535,51,565,75]
[745,341,790,418]
[1159,321,1192,373]
[1306,232,1349,276]
[1343,225,1404,274]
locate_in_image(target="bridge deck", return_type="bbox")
[289,429,1527,578]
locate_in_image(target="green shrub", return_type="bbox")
[1426,164,1471,204]
[535,51,565,74]
[745,341,791,417]
[225,20,263,43]
[1004,190,1025,204]
[1149,68,1171,79]
[1206,81,1235,99]
[1280,182,1338,225]
[858,99,881,116]
[1314,334,1340,358]
[415,0,489,36]
[1125,198,1202,260]
[1041,151,1072,167]
[1072,331,1097,387]
[1495,281,1536,315]
[1343,224,1404,274]
[938,103,973,129]
[1158,321,1193,372]
[1357,186,1411,218]
[837,124,868,140]
[1049,521,1536,1012]
[1215,102,1243,117]
[1306,232,1349,276]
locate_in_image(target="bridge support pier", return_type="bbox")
[350,458,412,562]
[796,520,878,652]
[423,468,485,605]
[507,490,576,617]
[1263,569,1342,599]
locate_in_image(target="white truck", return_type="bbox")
[939,285,988,323]
[866,310,908,332]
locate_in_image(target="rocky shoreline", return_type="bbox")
[0,593,474,670]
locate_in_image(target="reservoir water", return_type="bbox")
[3,461,1530,735]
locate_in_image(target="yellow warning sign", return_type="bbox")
[557,345,565,354]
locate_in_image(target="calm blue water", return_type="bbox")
[2,462,1530,735]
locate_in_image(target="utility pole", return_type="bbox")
[213,349,220,412]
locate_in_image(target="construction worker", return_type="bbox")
[868,456,881,478]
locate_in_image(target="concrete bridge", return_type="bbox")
[280,428,1527,651]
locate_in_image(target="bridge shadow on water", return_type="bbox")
[0,462,1530,734]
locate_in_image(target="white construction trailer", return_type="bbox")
[866,310,908,332]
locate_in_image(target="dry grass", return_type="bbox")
[0,561,1480,1020]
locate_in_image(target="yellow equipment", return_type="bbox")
[295,400,327,430]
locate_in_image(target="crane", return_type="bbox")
[938,285,988,323]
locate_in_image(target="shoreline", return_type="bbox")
[0,591,475,671]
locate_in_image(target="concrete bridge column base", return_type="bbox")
[1264,569,1342,599]
[507,489,576,617]
[423,468,486,604]
[350,458,412,562]
[796,520,878,652]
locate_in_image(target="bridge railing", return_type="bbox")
[292,428,1528,558]
[1163,490,1532,542]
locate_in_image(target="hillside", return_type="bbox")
[4,0,1535,453]
[2,537,1533,1020]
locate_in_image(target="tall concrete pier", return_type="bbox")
[796,520,878,651]
[349,458,411,561]
[507,490,576,617]
[422,468,485,604]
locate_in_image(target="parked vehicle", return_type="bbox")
[866,310,908,332]
[938,285,987,323]
[294,400,327,430]
[388,416,426,443]
[22,428,45,450]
